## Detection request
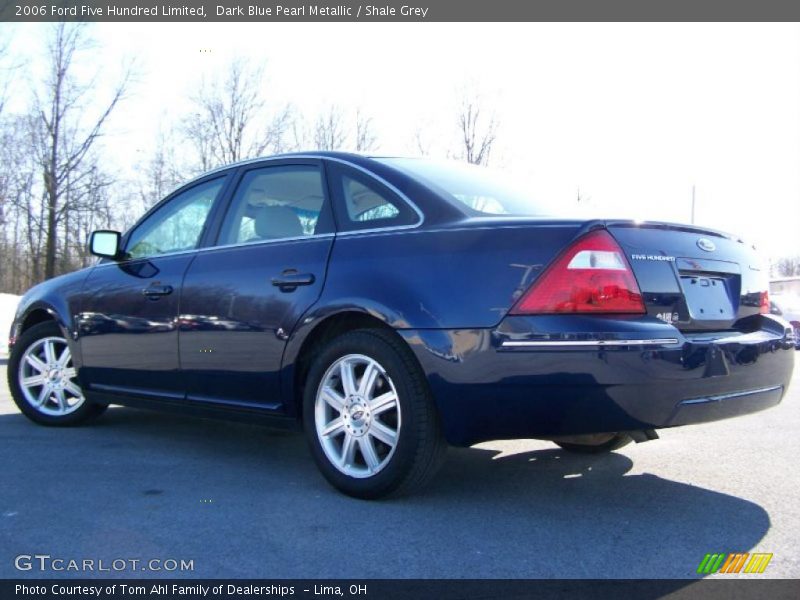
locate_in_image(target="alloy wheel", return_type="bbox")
[314,353,401,478]
[17,336,85,416]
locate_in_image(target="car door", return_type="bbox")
[179,160,335,410]
[78,175,229,399]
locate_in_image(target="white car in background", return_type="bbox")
[771,293,800,349]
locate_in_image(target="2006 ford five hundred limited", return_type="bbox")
[7,153,795,498]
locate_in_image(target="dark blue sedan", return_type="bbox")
[6,152,795,498]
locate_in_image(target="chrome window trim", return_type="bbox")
[500,338,680,348]
[324,157,425,233]
[96,154,426,265]
[92,233,337,269]
[196,154,425,233]
[205,156,424,244]
[214,162,332,248]
[122,175,229,261]
[194,232,336,255]
[334,224,423,237]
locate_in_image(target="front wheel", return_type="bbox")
[8,321,107,426]
[303,329,445,499]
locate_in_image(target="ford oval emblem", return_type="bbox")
[697,238,715,252]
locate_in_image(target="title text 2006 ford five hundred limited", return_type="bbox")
[7,153,795,498]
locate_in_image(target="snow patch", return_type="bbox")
[0,293,21,354]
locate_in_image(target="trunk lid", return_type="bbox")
[607,221,768,332]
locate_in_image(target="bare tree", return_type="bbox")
[137,129,185,210]
[182,58,291,171]
[0,25,131,292]
[0,34,25,118]
[0,36,11,118]
[305,106,379,152]
[0,36,18,248]
[354,109,377,153]
[32,23,128,280]
[412,127,432,157]
[313,105,347,151]
[454,93,498,165]
[0,115,39,291]
[773,256,800,277]
[281,115,308,152]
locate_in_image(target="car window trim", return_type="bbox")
[118,171,235,262]
[195,154,425,235]
[184,232,337,257]
[325,157,424,231]
[110,155,426,266]
[204,158,335,249]
[327,163,424,235]
[90,230,339,270]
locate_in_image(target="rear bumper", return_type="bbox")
[666,385,783,427]
[401,315,795,446]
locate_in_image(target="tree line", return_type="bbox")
[772,256,800,278]
[0,24,499,294]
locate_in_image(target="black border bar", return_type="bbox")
[4,580,800,600]
[5,0,800,22]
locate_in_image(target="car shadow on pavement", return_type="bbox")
[429,444,771,578]
[0,406,771,580]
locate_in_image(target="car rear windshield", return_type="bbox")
[377,158,553,216]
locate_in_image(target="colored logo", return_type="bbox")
[697,552,773,574]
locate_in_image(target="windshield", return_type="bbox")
[378,158,555,216]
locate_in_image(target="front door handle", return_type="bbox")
[271,271,315,292]
[142,284,174,299]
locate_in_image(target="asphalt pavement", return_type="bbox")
[0,356,798,579]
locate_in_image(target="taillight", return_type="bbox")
[511,229,645,315]
[759,291,770,314]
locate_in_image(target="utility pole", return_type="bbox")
[691,185,696,224]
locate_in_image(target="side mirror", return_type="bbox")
[89,230,122,260]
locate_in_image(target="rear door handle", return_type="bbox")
[142,284,174,299]
[271,271,315,292]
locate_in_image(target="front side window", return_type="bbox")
[218,166,327,246]
[126,178,225,259]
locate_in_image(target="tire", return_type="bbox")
[8,321,107,426]
[303,328,446,499]
[554,433,632,454]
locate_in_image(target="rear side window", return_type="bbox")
[218,165,329,246]
[343,176,400,222]
[331,167,419,231]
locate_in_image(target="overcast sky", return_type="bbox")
[3,22,800,261]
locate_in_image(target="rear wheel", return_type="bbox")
[303,329,445,499]
[554,433,632,454]
[8,321,107,426]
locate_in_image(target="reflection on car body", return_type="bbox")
[7,153,795,498]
